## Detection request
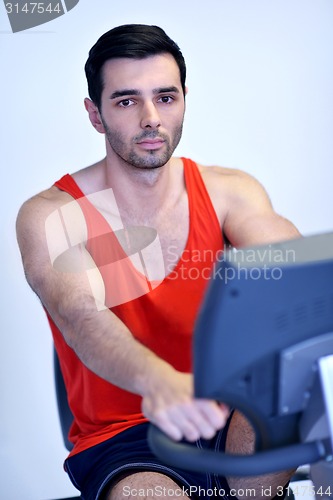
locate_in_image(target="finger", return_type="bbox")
[166,404,203,442]
[150,412,184,441]
[219,402,231,420]
[142,398,194,441]
[163,400,227,442]
[180,403,218,440]
[196,399,230,429]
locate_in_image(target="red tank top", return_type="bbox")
[48,157,223,457]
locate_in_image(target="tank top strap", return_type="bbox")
[54,174,85,200]
[182,157,222,246]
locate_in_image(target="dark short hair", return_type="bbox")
[85,24,186,110]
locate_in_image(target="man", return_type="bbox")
[16,24,300,500]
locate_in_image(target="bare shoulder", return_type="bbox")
[17,159,108,280]
[195,162,300,246]
[198,163,268,197]
[16,185,88,276]
[17,158,104,233]
[16,186,75,238]
[196,163,272,221]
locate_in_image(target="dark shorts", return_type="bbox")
[64,421,291,500]
[64,421,232,500]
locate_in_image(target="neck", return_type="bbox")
[102,154,180,222]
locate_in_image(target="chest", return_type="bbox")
[120,203,190,280]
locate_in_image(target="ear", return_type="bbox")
[84,98,105,134]
[184,86,189,96]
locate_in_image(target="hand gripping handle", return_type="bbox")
[148,424,327,477]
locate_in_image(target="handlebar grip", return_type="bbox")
[148,424,326,477]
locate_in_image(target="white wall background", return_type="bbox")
[1,1,332,499]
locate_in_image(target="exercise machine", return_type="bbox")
[149,232,333,498]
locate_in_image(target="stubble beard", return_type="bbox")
[102,120,184,170]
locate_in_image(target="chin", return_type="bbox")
[129,151,171,169]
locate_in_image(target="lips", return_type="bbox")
[137,138,165,150]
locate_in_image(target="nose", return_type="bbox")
[140,102,161,129]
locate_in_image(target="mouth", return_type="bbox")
[137,138,165,150]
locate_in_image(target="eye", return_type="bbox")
[158,96,174,104]
[118,99,135,108]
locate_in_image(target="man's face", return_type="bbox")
[98,54,186,169]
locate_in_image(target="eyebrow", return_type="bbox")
[109,86,180,100]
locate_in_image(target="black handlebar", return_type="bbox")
[148,425,327,477]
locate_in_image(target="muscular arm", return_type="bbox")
[16,190,227,442]
[205,169,300,497]
[222,170,301,247]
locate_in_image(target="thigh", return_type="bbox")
[64,422,214,500]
